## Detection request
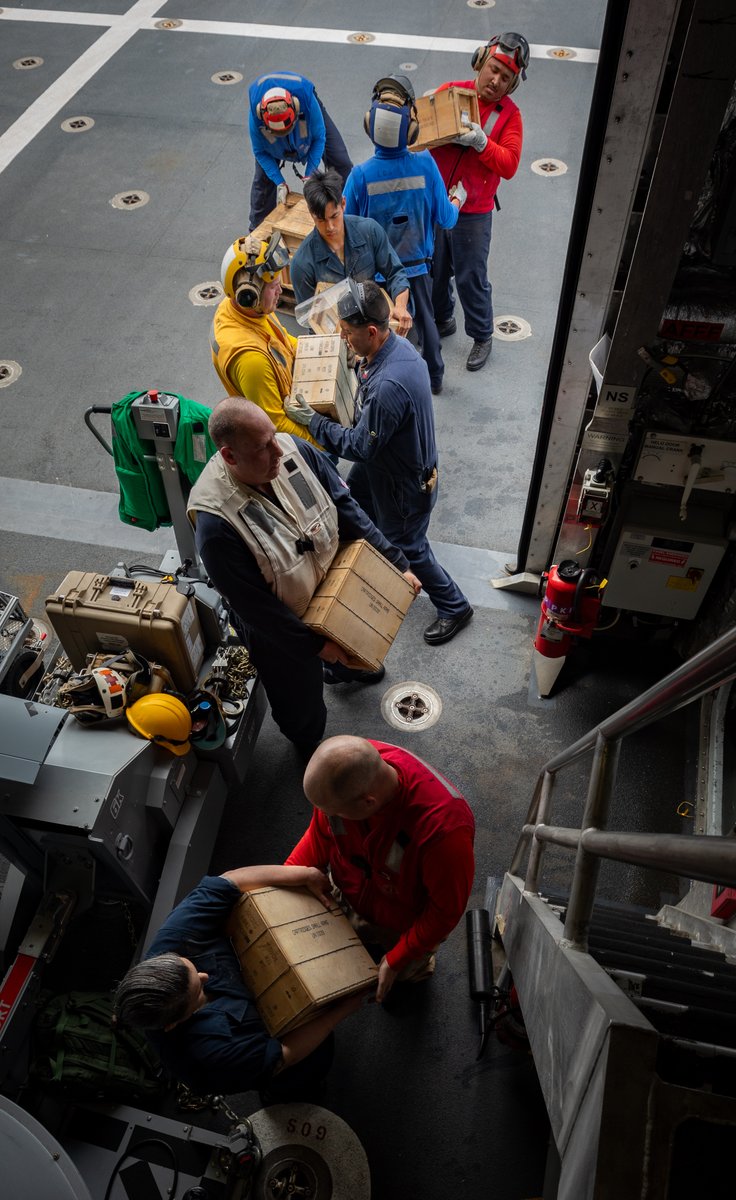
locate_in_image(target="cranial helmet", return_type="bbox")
[126,693,192,756]
[220,231,290,310]
[471,32,530,92]
[364,73,420,150]
[58,650,151,725]
[59,665,129,724]
[256,86,301,135]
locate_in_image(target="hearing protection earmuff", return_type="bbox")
[362,102,420,147]
[471,33,530,94]
[363,76,420,148]
[235,278,262,309]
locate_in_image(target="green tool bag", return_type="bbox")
[31,990,165,1103]
[111,390,217,531]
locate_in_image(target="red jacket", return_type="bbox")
[431,80,523,214]
[286,741,475,970]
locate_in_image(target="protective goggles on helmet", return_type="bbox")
[372,74,416,107]
[221,231,290,303]
[488,32,530,78]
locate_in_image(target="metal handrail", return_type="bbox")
[510,623,736,949]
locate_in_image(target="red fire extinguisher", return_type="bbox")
[535,560,604,660]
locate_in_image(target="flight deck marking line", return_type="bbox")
[0,8,599,64]
[0,0,166,176]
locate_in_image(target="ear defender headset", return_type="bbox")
[471,33,530,93]
[221,232,290,310]
[256,86,301,134]
[363,74,420,148]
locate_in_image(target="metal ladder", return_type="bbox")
[496,624,736,1199]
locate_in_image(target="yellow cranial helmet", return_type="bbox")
[220,232,290,309]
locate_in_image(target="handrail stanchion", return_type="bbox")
[563,732,621,950]
[525,770,555,894]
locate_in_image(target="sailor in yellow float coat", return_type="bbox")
[211,233,323,450]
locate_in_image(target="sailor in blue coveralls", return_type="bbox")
[343,75,467,395]
[247,72,353,230]
[287,281,474,647]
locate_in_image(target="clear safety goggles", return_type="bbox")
[256,231,290,282]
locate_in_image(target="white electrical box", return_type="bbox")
[602,527,726,618]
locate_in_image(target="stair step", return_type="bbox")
[594,947,736,991]
[612,968,736,1013]
[588,930,736,975]
[633,997,736,1050]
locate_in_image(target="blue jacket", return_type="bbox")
[290,214,410,306]
[343,147,458,277]
[146,876,282,1094]
[248,72,325,186]
[309,332,436,483]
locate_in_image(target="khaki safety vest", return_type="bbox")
[187,436,338,616]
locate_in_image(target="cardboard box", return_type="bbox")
[411,86,480,151]
[291,334,357,426]
[229,886,378,1035]
[303,540,415,670]
[45,572,205,691]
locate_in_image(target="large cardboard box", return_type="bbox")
[229,886,378,1035]
[45,572,205,691]
[303,540,415,670]
[411,86,480,151]
[291,334,357,426]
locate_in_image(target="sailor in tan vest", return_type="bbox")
[187,398,420,759]
[210,232,323,450]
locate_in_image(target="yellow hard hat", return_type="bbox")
[126,693,192,756]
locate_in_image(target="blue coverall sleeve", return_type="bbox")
[309,383,403,464]
[304,91,326,176]
[147,876,239,956]
[366,219,410,299]
[248,110,285,187]
[297,442,410,570]
[428,156,460,230]
[342,167,367,216]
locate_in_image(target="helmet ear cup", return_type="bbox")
[363,109,372,138]
[235,280,261,309]
[406,104,420,145]
[471,43,489,73]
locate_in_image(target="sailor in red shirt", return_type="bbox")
[430,32,529,373]
[286,735,475,1002]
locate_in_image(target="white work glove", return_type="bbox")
[449,180,468,209]
[276,182,288,206]
[284,392,317,426]
[454,121,488,153]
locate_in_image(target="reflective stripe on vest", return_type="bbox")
[483,102,514,142]
[366,176,427,195]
